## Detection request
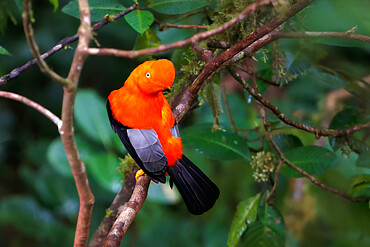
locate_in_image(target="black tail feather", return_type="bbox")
[167,155,220,215]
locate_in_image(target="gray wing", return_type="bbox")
[127,129,168,176]
[170,123,180,138]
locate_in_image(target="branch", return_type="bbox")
[88,168,137,247]
[22,0,70,86]
[0,2,139,87]
[85,0,273,58]
[159,23,208,30]
[278,29,370,43]
[259,106,369,202]
[58,0,95,246]
[0,91,62,129]
[172,0,315,122]
[102,175,150,247]
[229,68,370,137]
[265,159,283,205]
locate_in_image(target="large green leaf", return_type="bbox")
[74,89,119,150]
[349,175,370,198]
[272,134,303,153]
[87,153,122,192]
[124,10,154,34]
[227,193,260,247]
[0,196,74,246]
[62,0,126,22]
[47,136,92,178]
[244,205,286,247]
[181,125,251,161]
[0,45,10,56]
[301,0,370,47]
[329,108,369,152]
[148,0,208,15]
[280,146,339,178]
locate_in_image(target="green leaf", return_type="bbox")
[356,151,370,168]
[244,205,286,247]
[134,28,162,49]
[280,146,339,178]
[181,124,251,161]
[148,0,208,15]
[47,136,92,178]
[49,0,58,12]
[62,0,126,22]
[272,134,303,153]
[227,194,260,247]
[349,175,370,198]
[87,153,121,192]
[0,44,11,56]
[74,89,118,150]
[201,78,223,120]
[0,196,74,245]
[124,10,154,34]
[329,108,368,152]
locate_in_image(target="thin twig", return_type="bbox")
[85,0,273,58]
[278,29,370,43]
[255,74,280,86]
[159,23,208,30]
[221,81,238,134]
[0,91,62,129]
[259,106,369,202]
[0,2,139,86]
[228,68,370,137]
[191,43,213,62]
[266,159,283,205]
[22,0,70,86]
[102,175,150,247]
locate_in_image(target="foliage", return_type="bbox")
[0,0,369,246]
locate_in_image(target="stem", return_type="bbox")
[0,91,62,129]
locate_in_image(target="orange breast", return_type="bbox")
[109,87,182,166]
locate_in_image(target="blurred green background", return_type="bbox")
[0,0,369,246]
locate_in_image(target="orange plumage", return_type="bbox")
[108,59,182,166]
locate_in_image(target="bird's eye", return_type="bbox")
[146,72,150,78]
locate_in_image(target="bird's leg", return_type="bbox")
[135,169,146,180]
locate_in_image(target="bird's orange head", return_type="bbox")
[127,59,175,94]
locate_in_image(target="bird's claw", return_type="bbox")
[135,169,146,181]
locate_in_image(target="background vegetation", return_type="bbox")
[0,0,369,246]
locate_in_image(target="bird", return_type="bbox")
[106,59,219,215]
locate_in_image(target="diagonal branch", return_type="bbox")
[229,68,370,137]
[88,168,138,247]
[102,175,150,247]
[85,0,273,58]
[259,106,369,203]
[277,29,370,43]
[0,91,62,129]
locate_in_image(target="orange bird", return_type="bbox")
[107,59,219,214]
